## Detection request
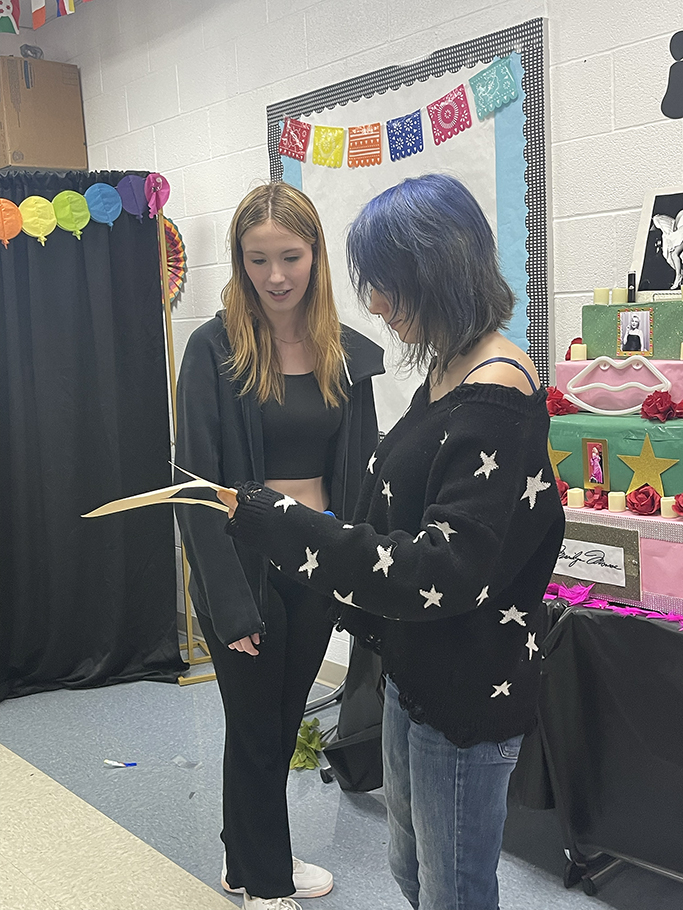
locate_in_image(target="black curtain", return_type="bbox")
[0,170,187,701]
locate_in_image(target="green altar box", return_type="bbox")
[582,300,683,360]
[549,412,683,496]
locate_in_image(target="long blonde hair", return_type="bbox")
[222,183,346,406]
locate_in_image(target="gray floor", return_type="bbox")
[1,671,682,910]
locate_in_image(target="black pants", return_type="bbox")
[197,567,333,899]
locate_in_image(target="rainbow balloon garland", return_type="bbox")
[0,173,171,248]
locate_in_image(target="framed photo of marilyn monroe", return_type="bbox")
[582,438,610,491]
[617,307,653,357]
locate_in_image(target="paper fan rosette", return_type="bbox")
[163,217,187,305]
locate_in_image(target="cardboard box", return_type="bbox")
[0,56,87,170]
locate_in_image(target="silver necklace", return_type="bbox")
[273,334,309,344]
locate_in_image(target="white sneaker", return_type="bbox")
[221,854,239,893]
[243,896,303,910]
[221,856,333,899]
[290,858,334,898]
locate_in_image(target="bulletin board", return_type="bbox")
[267,18,550,428]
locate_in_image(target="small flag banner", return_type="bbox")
[469,58,518,120]
[427,85,471,145]
[0,0,20,34]
[279,118,312,161]
[31,0,46,28]
[347,123,382,168]
[312,126,345,168]
[30,0,95,27]
[386,109,424,161]
[278,62,517,169]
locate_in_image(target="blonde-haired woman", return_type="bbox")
[175,182,383,910]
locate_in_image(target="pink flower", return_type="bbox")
[584,597,610,609]
[545,582,596,605]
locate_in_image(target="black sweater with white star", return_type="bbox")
[228,380,565,747]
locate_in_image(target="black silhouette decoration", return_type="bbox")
[661,31,683,119]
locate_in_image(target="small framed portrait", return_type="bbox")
[582,438,609,491]
[617,307,653,356]
[633,186,683,299]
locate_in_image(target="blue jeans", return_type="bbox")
[382,677,522,910]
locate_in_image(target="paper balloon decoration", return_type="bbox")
[145,173,170,218]
[19,196,57,246]
[117,175,147,222]
[0,198,22,248]
[6,175,172,247]
[84,183,123,228]
[53,190,90,239]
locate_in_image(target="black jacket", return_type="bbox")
[174,315,384,647]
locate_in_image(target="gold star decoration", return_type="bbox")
[548,439,571,479]
[617,434,679,495]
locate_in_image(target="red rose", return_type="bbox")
[564,337,582,361]
[641,390,677,422]
[673,494,683,516]
[546,386,579,416]
[585,487,608,510]
[556,478,569,505]
[626,484,661,515]
[675,400,683,420]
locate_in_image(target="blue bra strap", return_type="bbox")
[459,357,538,392]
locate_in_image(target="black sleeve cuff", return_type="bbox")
[223,482,282,548]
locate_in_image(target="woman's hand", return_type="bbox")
[217,488,238,514]
[228,632,260,656]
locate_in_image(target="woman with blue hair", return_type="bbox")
[219,174,565,910]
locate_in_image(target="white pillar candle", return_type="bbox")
[567,488,585,508]
[661,496,678,518]
[608,491,626,512]
[570,343,587,361]
[593,288,610,304]
[611,287,628,304]
[680,342,683,361]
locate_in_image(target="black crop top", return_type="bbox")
[261,373,342,480]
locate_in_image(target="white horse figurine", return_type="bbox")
[651,210,683,288]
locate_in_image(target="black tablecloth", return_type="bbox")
[513,604,683,877]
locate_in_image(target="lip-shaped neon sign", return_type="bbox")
[564,355,672,415]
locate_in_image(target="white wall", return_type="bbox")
[5,0,682,663]
[6,0,681,368]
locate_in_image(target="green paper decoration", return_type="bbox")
[53,190,91,239]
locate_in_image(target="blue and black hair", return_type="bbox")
[346,173,515,377]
